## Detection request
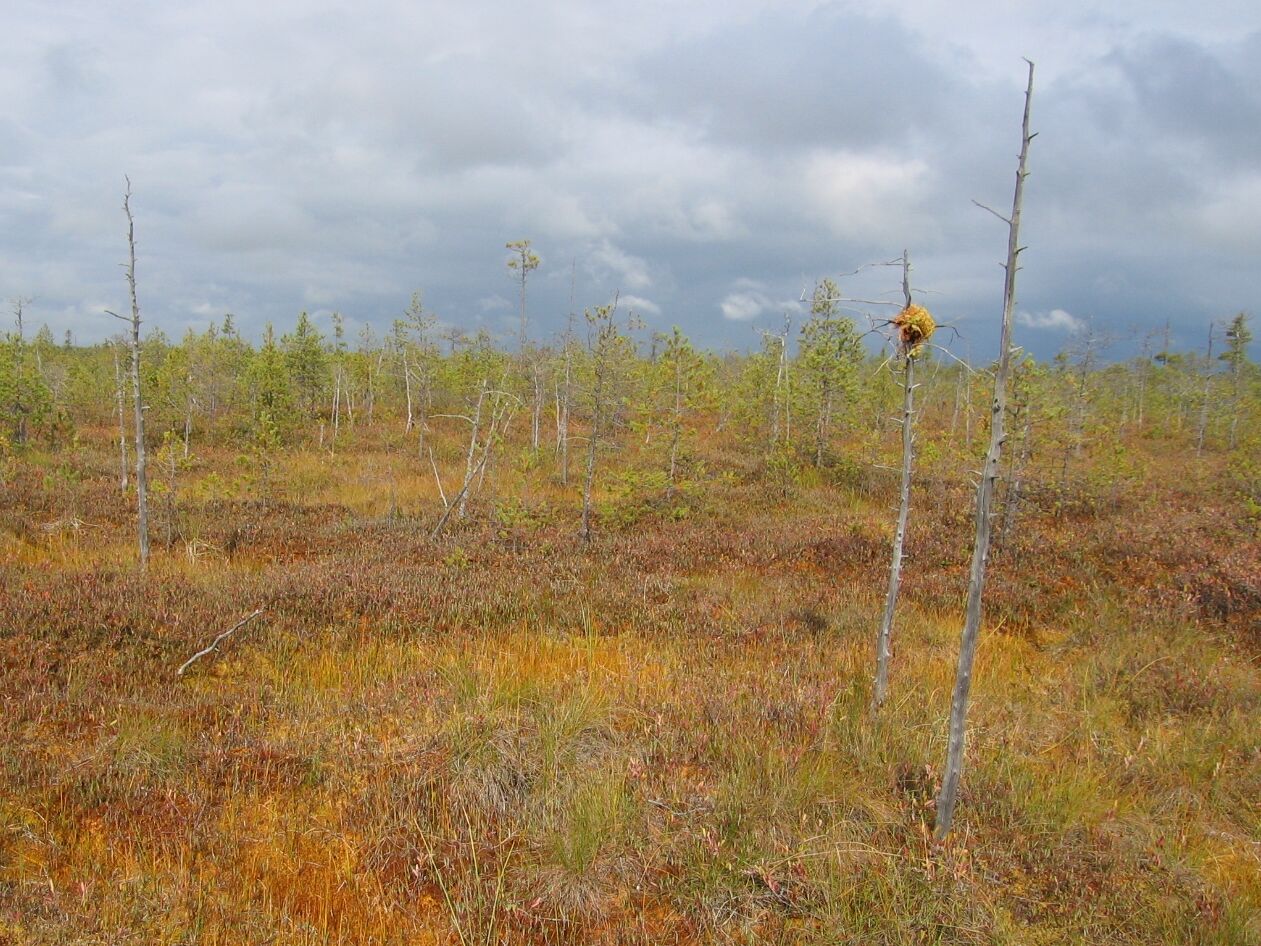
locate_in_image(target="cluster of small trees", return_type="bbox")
[4,295,1255,497]
[0,257,889,496]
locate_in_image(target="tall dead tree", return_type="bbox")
[1195,322,1216,457]
[430,382,517,540]
[507,239,539,354]
[873,251,933,709]
[556,317,575,484]
[580,293,624,544]
[106,177,150,569]
[507,240,542,451]
[113,338,129,491]
[9,297,32,445]
[758,315,793,448]
[935,61,1035,840]
[998,362,1034,552]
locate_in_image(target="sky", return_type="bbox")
[2,0,1259,360]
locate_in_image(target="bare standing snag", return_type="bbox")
[936,60,1036,840]
[104,177,150,570]
[873,251,935,710]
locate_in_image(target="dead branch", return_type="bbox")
[429,446,449,510]
[176,608,265,678]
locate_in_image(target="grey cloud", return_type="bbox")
[631,7,961,152]
[1107,33,1261,163]
[0,3,1258,361]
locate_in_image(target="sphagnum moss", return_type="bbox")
[892,303,936,355]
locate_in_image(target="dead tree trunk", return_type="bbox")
[458,381,487,521]
[106,180,150,568]
[10,298,30,446]
[762,316,792,449]
[331,367,342,452]
[114,341,129,492]
[580,370,603,544]
[936,61,1035,840]
[122,181,150,569]
[579,296,621,544]
[557,321,574,485]
[873,251,917,709]
[950,370,962,437]
[1195,323,1215,457]
[669,350,683,488]
[403,349,414,433]
[369,349,384,426]
[430,387,516,540]
[531,362,542,452]
[774,316,792,446]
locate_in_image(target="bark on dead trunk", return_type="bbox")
[873,251,917,710]
[936,61,1035,840]
[114,342,129,492]
[120,182,150,570]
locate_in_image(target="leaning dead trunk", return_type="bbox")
[403,349,414,433]
[936,61,1035,840]
[457,381,487,521]
[431,386,515,540]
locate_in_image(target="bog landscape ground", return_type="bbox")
[1,335,1259,945]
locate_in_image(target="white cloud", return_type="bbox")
[720,290,770,322]
[800,150,932,244]
[620,294,661,316]
[588,239,652,291]
[719,283,802,322]
[1017,308,1085,333]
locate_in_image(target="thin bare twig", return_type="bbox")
[926,343,981,372]
[971,199,1011,225]
[176,608,265,677]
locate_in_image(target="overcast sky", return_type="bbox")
[2,0,1259,359]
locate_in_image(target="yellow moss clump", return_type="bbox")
[893,304,935,355]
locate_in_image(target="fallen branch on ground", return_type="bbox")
[176,608,266,678]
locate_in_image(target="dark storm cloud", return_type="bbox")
[1109,33,1261,162]
[629,7,961,151]
[0,1,1257,360]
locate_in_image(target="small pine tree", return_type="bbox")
[799,279,862,467]
[652,327,713,488]
[244,324,295,437]
[282,312,328,416]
